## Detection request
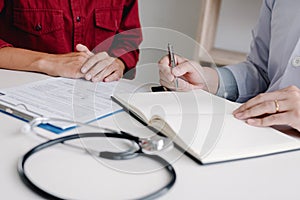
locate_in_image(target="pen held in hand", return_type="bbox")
[168,43,178,90]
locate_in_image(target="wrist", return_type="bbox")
[33,53,57,76]
[115,58,125,74]
[203,67,219,94]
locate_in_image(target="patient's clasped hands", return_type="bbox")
[43,44,125,82]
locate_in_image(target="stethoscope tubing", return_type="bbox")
[18,132,176,200]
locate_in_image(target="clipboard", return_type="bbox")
[0,99,124,134]
[0,100,61,133]
[0,77,136,134]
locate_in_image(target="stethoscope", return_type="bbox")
[18,117,176,200]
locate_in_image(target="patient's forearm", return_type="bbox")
[0,47,89,79]
[0,47,48,73]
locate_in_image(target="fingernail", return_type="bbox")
[81,67,87,73]
[85,74,91,80]
[246,119,256,124]
[235,113,243,119]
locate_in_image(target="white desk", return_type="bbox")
[1,69,300,200]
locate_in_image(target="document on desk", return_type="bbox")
[0,77,137,131]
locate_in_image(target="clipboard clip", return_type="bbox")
[0,99,42,121]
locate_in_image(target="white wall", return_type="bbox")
[139,0,202,39]
[215,0,262,53]
[135,0,262,83]
[136,0,202,83]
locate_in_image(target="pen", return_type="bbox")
[168,43,178,90]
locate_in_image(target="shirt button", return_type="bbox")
[292,56,300,67]
[76,16,81,22]
[35,24,42,31]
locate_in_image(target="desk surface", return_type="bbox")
[1,69,300,200]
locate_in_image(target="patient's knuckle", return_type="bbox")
[73,61,82,67]
[67,70,77,78]
[77,56,86,63]
[99,52,108,58]
[78,52,87,57]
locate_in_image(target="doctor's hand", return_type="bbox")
[158,55,219,93]
[77,44,125,82]
[233,86,300,132]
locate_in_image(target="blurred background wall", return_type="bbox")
[135,0,262,83]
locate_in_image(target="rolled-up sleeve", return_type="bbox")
[0,0,12,49]
[0,38,12,49]
[224,0,274,102]
[109,0,143,72]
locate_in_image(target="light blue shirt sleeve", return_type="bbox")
[215,67,238,101]
[215,0,300,103]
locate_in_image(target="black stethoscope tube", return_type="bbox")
[18,132,176,200]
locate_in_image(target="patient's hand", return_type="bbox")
[38,51,90,79]
[77,44,125,82]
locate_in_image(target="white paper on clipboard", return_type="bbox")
[0,77,138,130]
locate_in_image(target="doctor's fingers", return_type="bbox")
[234,98,291,120]
[171,60,201,77]
[159,64,175,82]
[83,56,115,81]
[159,70,175,87]
[160,76,202,91]
[160,79,182,91]
[233,90,286,115]
[234,86,300,115]
[81,52,112,74]
[158,54,187,65]
[245,112,292,128]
